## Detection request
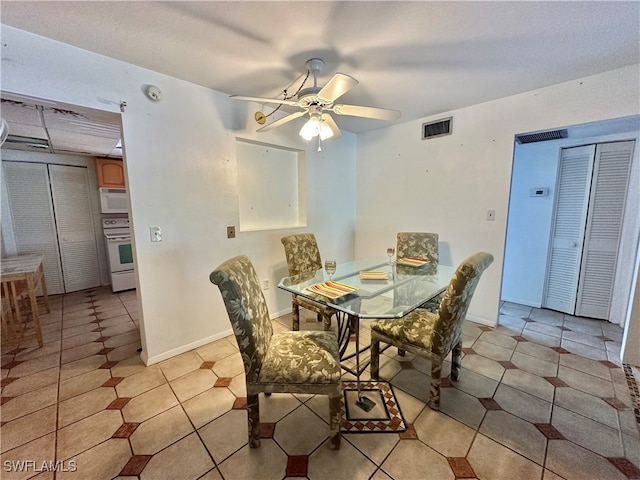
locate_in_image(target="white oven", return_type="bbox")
[103,217,136,292]
[100,188,128,214]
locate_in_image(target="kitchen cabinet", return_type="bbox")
[96,158,125,187]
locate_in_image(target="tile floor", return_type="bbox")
[1,287,639,480]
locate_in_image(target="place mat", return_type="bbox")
[341,380,406,433]
[396,257,430,267]
[306,281,356,299]
[359,271,389,280]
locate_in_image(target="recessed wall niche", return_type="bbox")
[236,138,307,231]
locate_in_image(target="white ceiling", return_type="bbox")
[1,1,639,139]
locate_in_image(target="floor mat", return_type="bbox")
[341,380,406,433]
[623,363,640,429]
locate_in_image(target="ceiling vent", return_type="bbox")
[422,117,452,140]
[516,129,567,144]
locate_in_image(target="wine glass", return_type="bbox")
[386,247,395,265]
[324,259,337,281]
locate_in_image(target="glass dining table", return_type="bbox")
[278,256,456,403]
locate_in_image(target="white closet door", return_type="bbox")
[2,161,65,294]
[576,141,634,319]
[543,145,595,314]
[48,164,102,292]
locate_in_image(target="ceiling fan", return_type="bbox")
[230,58,401,142]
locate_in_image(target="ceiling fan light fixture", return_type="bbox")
[299,113,334,141]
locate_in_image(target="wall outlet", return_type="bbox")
[262,279,270,290]
[486,209,496,221]
[150,226,162,242]
[226,225,236,238]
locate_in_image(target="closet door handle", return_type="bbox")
[569,242,577,247]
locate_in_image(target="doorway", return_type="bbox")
[501,116,640,327]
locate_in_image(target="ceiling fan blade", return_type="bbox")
[322,114,342,139]
[257,111,306,132]
[317,73,359,103]
[230,95,301,107]
[332,104,401,121]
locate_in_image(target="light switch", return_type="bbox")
[150,226,162,242]
[227,226,236,239]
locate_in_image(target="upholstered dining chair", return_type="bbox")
[210,255,342,449]
[370,251,493,411]
[396,232,442,312]
[281,233,337,331]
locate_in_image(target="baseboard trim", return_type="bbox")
[466,314,497,328]
[142,328,234,366]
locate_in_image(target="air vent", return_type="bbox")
[516,129,567,144]
[422,117,452,140]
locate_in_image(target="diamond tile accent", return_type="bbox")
[232,397,247,409]
[286,455,308,477]
[200,361,215,369]
[94,336,111,342]
[1,396,13,405]
[595,335,613,342]
[100,361,119,369]
[1,360,23,369]
[92,327,106,332]
[106,397,131,410]
[112,422,140,438]
[557,326,572,331]
[498,361,518,369]
[102,377,125,387]
[607,457,640,477]
[478,326,493,331]
[260,422,276,438]
[522,318,536,323]
[535,423,565,439]
[512,336,528,342]
[214,377,232,387]
[599,360,619,369]
[447,457,476,478]
[478,398,502,410]
[1,377,18,387]
[97,348,114,355]
[399,423,418,439]
[120,454,152,476]
[462,348,476,355]
[399,361,414,370]
[602,397,629,410]
[551,346,571,354]
[544,376,568,387]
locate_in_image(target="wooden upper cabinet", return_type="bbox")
[96,159,125,188]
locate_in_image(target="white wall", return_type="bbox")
[1,26,357,364]
[356,65,640,326]
[503,129,640,320]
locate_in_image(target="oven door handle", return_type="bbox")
[106,236,131,242]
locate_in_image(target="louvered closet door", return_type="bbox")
[576,141,634,319]
[543,145,595,314]
[48,164,101,292]
[2,161,65,294]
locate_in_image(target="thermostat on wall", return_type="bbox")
[529,187,548,197]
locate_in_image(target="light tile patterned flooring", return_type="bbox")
[1,287,639,480]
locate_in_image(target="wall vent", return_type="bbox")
[422,117,452,140]
[516,129,567,144]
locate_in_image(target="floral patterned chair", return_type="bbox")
[396,232,442,312]
[210,255,342,449]
[370,252,493,410]
[281,233,337,331]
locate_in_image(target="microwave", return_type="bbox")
[99,188,129,214]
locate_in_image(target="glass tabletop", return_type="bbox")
[278,256,455,319]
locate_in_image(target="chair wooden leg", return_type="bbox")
[292,301,300,331]
[328,392,342,450]
[323,314,332,331]
[428,361,442,411]
[247,394,261,448]
[370,340,380,379]
[451,341,462,381]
